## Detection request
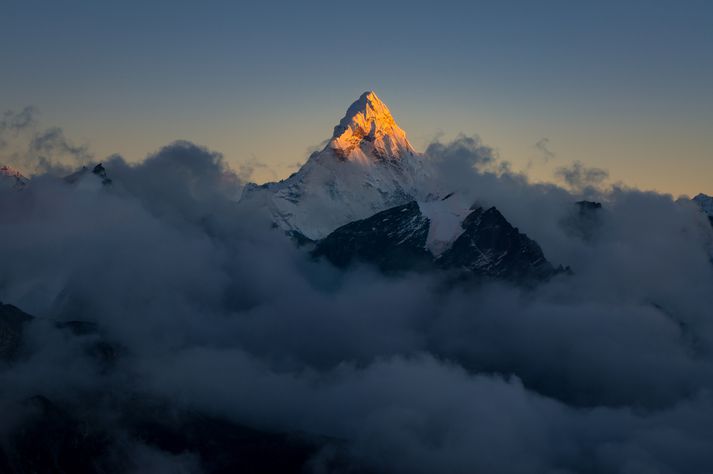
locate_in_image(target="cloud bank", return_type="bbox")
[1,120,713,472]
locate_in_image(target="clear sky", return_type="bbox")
[2,0,712,196]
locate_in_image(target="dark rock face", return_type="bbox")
[436,207,557,281]
[313,201,433,271]
[92,163,112,185]
[64,163,112,186]
[315,201,561,282]
[0,303,33,361]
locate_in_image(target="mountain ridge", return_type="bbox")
[329,91,415,161]
[313,199,561,281]
[0,165,28,190]
[238,91,431,240]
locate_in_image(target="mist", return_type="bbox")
[2,123,713,472]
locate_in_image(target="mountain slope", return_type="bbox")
[436,206,557,280]
[1,163,113,191]
[313,201,432,271]
[239,91,430,240]
[314,200,559,281]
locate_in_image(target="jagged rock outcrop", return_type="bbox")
[314,201,561,281]
[313,201,432,271]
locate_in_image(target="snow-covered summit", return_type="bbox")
[239,92,431,240]
[330,91,415,162]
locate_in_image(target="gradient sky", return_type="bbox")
[2,0,712,196]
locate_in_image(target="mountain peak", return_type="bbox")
[338,91,389,125]
[693,193,713,217]
[0,165,24,177]
[329,91,414,161]
[239,92,428,240]
[0,165,28,189]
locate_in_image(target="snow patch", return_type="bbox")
[418,196,470,256]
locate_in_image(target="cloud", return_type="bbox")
[555,160,609,193]
[236,155,272,182]
[1,133,713,472]
[0,106,39,150]
[534,137,555,162]
[29,126,93,167]
[0,106,95,174]
[425,134,496,173]
[0,106,38,135]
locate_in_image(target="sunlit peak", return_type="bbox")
[329,91,414,161]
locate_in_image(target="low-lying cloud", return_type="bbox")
[1,119,713,472]
[535,137,556,163]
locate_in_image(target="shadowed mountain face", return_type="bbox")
[314,201,559,281]
[437,206,557,280]
[313,201,432,271]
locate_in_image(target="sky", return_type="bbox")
[3,3,713,470]
[1,0,712,196]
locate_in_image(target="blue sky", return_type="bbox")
[1,0,712,195]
